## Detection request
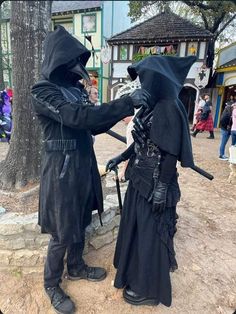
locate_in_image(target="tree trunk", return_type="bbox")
[206,40,215,69]
[0,1,52,190]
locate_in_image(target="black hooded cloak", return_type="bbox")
[113,55,196,307]
[31,26,134,244]
[128,55,196,167]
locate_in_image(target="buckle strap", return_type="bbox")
[47,286,70,307]
[43,139,79,152]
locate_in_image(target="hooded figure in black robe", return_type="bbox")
[31,26,149,314]
[106,55,196,307]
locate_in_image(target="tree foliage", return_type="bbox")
[129,1,236,41]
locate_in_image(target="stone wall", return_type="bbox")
[0,175,127,273]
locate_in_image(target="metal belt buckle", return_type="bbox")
[147,141,157,157]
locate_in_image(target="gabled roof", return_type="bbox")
[108,11,213,44]
[52,1,103,15]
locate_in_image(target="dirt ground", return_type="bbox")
[0,123,236,314]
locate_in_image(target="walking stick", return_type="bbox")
[113,167,123,215]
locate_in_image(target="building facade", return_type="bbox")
[52,0,131,102]
[1,1,132,100]
[212,42,236,127]
[107,11,214,123]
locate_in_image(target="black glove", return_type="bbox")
[106,154,125,172]
[152,181,168,216]
[130,88,150,109]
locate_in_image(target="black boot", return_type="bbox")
[207,131,214,139]
[191,129,200,137]
[45,285,75,314]
[67,265,107,282]
[123,287,159,306]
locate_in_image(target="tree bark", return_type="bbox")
[0,6,5,90]
[0,1,52,190]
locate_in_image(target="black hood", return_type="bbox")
[128,55,196,107]
[41,25,91,82]
[128,55,197,168]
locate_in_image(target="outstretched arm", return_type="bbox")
[31,82,134,131]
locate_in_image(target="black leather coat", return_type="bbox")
[31,81,134,244]
[31,26,134,243]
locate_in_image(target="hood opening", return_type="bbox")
[41,25,91,82]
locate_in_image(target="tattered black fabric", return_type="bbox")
[114,183,178,307]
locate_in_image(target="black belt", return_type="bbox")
[43,139,79,152]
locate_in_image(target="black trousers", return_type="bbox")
[44,234,85,288]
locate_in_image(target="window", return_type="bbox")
[119,45,128,61]
[82,14,96,33]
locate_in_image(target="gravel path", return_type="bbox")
[0,123,235,314]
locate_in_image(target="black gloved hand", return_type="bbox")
[130,88,150,109]
[106,154,125,172]
[152,181,168,216]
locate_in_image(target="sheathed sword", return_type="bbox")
[106,130,214,181]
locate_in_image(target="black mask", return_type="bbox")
[67,59,90,82]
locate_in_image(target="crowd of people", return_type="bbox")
[190,93,236,161]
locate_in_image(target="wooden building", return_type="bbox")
[107,11,213,122]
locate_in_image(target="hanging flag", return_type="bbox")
[194,67,210,89]
[101,45,111,64]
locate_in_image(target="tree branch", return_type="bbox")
[214,13,236,39]
[211,12,227,33]
[182,0,217,11]
[200,11,209,29]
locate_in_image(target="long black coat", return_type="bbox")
[31,81,134,244]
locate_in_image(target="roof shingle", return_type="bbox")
[52,1,103,14]
[108,11,213,44]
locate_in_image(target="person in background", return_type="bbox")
[191,95,205,132]
[0,91,12,142]
[218,103,232,160]
[6,86,13,104]
[231,102,236,146]
[191,94,214,139]
[88,85,100,106]
[226,95,234,107]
